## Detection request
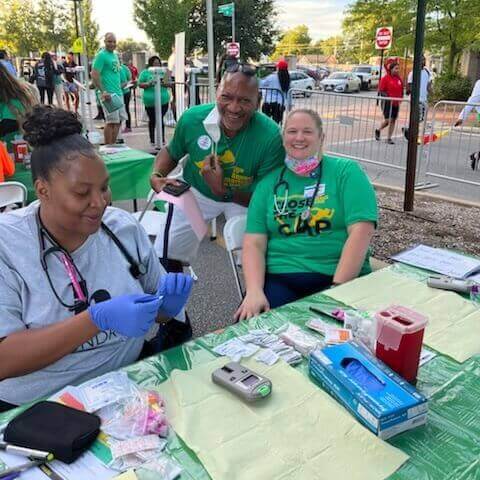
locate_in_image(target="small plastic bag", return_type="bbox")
[138,454,182,480]
[98,387,168,440]
[276,323,323,356]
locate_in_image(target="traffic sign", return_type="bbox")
[218,2,234,17]
[375,27,393,50]
[72,37,84,54]
[226,42,240,59]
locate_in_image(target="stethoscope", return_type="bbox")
[36,210,147,312]
[273,160,324,220]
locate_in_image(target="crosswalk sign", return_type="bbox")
[72,38,84,54]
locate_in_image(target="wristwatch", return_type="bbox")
[151,171,165,179]
[222,187,234,202]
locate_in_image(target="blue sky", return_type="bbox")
[92,0,350,43]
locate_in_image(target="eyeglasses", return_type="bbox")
[225,62,257,77]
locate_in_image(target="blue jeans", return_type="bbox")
[264,272,333,309]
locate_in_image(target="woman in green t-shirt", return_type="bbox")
[0,63,36,151]
[138,56,171,147]
[235,109,378,320]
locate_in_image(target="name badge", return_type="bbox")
[304,184,325,198]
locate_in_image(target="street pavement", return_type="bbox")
[292,91,480,203]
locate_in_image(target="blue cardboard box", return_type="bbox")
[309,341,428,439]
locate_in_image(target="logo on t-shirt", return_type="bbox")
[197,135,212,150]
[274,193,334,236]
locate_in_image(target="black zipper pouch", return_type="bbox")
[4,401,101,464]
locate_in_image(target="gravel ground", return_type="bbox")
[373,188,480,262]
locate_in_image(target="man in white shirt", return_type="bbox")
[403,56,432,140]
[455,78,480,170]
[407,56,432,122]
[454,79,480,126]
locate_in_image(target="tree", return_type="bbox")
[427,0,480,73]
[342,0,415,63]
[343,0,480,74]
[37,0,71,52]
[0,0,42,56]
[272,25,312,59]
[117,38,150,62]
[187,0,278,61]
[133,0,194,58]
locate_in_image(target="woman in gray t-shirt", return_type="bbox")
[0,106,193,408]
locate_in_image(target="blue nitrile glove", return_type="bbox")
[343,359,385,393]
[88,294,161,338]
[156,273,193,318]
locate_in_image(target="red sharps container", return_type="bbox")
[375,305,428,384]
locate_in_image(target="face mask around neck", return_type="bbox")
[284,153,320,176]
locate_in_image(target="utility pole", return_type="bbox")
[206,0,215,102]
[75,0,94,134]
[404,0,427,211]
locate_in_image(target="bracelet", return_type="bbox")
[151,171,165,179]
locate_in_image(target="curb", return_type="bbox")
[373,182,480,209]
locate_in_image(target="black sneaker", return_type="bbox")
[403,127,409,140]
[470,152,479,171]
[375,129,380,141]
[387,139,395,145]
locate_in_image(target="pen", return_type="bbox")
[0,441,53,461]
[309,306,345,322]
[0,459,44,479]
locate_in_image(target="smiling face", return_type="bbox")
[283,111,323,161]
[216,72,259,136]
[36,153,111,243]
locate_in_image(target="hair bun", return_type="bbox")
[22,105,82,147]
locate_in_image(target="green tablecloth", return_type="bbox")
[11,149,154,204]
[1,264,479,479]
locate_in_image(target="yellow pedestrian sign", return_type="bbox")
[72,38,84,54]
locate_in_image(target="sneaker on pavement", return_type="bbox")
[375,129,380,141]
[386,138,395,145]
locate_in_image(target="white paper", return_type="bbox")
[419,348,437,366]
[392,244,480,279]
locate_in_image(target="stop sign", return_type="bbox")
[376,27,393,50]
[226,42,240,59]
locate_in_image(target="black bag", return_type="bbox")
[4,401,101,464]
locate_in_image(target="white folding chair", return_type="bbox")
[223,214,247,300]
[0,181,28,210]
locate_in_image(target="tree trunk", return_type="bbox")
[447,43,461,75]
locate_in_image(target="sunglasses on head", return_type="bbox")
[225,62,257,77]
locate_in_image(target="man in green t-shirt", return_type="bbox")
[150,68,285,266]
[91,33,127,144]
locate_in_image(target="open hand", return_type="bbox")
[234,290,270,322]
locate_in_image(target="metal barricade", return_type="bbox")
[424,101,480,197]
[286,88,416,189]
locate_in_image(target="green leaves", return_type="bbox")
[0,0,99,57]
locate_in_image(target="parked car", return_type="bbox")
[320,72,361,93]
[351,65,380,90]
[289,70,316,96]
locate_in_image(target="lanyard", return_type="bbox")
[60,253,87,303]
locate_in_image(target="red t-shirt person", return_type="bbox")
[379,71,403,106]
